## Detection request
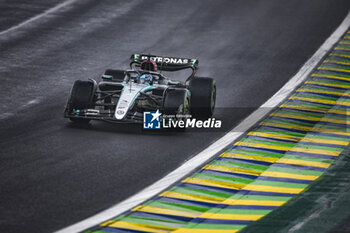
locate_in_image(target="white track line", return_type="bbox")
[56,11,350,233]
[0,0,77,37]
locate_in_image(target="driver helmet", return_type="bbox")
[139,74,153,85]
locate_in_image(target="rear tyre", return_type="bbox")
[189,77,216,119]
[67,80,95,124]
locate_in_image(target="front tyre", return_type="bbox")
[162,88,190,130]
[189,77,216,119]
[67,80,96,124]
[163,88,190,116]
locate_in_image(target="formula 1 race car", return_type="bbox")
[64,54,216,124]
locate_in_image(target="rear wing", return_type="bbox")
[130,54,199,72]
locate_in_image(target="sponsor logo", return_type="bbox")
[162,117,222,129]
[143,110,162,129]
[143,110,222,129]
[141,55,189,64]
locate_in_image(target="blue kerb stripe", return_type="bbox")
[191,218,252,225]
[296,90,349,98]
[231,146,288,155]
[201,169,312,184]
[288,99,336,107]
[295,90,343,99]
[272,163,326,172]
[311,75,350,85]
[231,147,334,166]
[233,146,336,159]
[322,60,350,68]
[235,190,295,197]
[176,182,239,194]
[303,82,348,91]
[257,176,312,184]
[100,227,149,233]
[278,105,348,118]
[307,131,350,139]
[316,69,350,77]
[153,196,277,210]
[177,183,297,197]
[265,116,323,127]
[221,205,277,210]
[154,196,220,208]
[259,126,350,141]
[284,151,337,160]
[303,83,348,91]
[247,135,345,149]
[270,116,350,128]
[130,211,193,222]
[329,54,350,61]
[217,156,272,167]
[200,169,258,180]
[297,141,346,149]
[258,125,309,134]
[246,135,298,143]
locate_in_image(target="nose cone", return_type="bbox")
[114,85,144,120]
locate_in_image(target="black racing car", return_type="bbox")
[64,54,216,124]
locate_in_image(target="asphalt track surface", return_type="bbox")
[0,1,350,232]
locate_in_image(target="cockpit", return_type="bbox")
[124,60,165,85]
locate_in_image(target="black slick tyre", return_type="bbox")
[67,80,95,124]
[189,77,216,119]
[163,88,190,131]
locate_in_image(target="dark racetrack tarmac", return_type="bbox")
[0,0,349,232]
